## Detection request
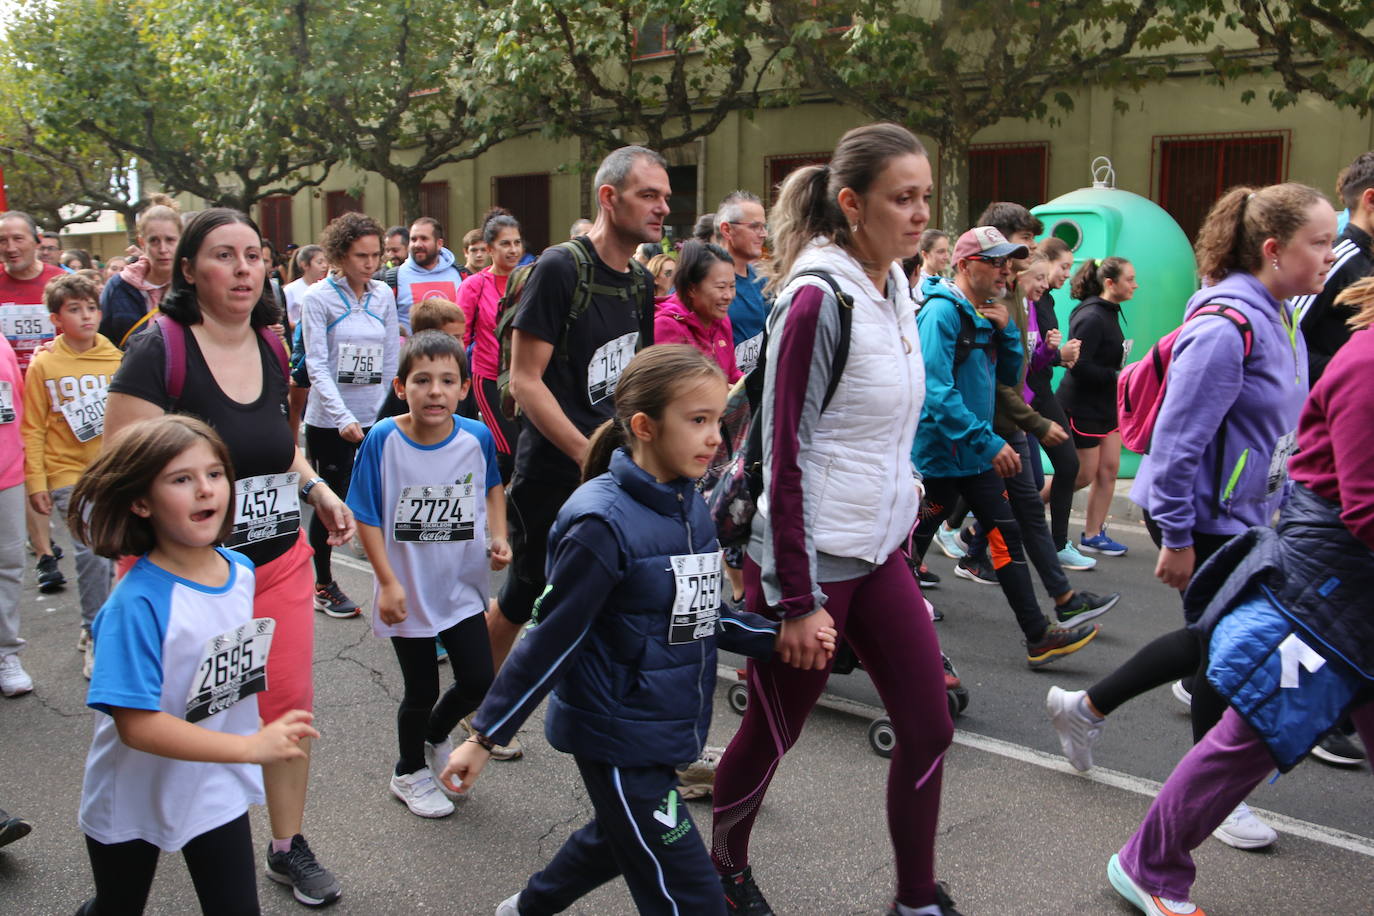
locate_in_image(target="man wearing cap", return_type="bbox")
[909,226,1101,668]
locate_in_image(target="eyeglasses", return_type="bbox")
[726,221,768,234]
[969,255,1009,268]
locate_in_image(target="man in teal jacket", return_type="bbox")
[911,227,1100,668]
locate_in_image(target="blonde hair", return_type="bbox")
[136,193,182,240]
[1335,276,1374,330]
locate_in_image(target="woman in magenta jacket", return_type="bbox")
[653,241,742,383]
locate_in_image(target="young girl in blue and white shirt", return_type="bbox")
[70,415,317,915]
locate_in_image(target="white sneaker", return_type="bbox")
[82,648,94,680]
[1212,801,1276,849]
[77,628,91,653]
[389,768,455,818]
[0,655,33,697]
[1046,686,1104,772]
[495,892,521,916]
[424,738,462,800]
[1171,679,1192,709]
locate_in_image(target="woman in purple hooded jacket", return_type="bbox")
[1047,182,1338,849]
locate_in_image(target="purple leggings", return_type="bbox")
[1120,701,1374,901]
[710,552,952,908]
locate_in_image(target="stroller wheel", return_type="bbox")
[727,682,749,715]
[867,717,897,758]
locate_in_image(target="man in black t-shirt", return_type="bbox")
[487,146,669,678]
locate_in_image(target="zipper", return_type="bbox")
[1222,448,1250,511]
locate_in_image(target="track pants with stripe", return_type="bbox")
[517,757,725,915]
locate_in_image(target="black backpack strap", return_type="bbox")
[630,259,655,348]
[789,270,854,411]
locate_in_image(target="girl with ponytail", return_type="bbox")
[440,345,830,915]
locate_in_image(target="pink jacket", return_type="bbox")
[0,336,24,491]
[458,268,507,380]
[653,294,741,383]
[118,256,170,310]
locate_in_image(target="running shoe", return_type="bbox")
[1108,853,1205,916]
[721,865,773,915]
[1171,679,1192,709]
[1057,540,1097,570]
[495,893,521,916]
[917,565,941,590]
[313,580,360,618]
[425,738,461,799]
[459,716,523,761]
[1080,528,1128,556]
[77,628,91,653]
[0,654,33,697]
[885,882,964,915]
[1055,590,1120,625]
[1026,621,1099,668]
[36,554,65,593]
[0,808,32,848]
[265,834,343,907]
[1046,686,1104,771]
[82,647,94,680]
[677,745,724,799]
[953,555,997,586]
[934,524,967,560]
[389,767,455,818]
[1211,802,1277,849]
[1311,729,1365,767]
[435,638,449,664]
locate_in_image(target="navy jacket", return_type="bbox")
[99,275,152,349]
[472,448,778,767]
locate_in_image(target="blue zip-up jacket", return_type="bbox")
[471,448,778,767]
[911,276,1022,477]
[1130,272,1308,548]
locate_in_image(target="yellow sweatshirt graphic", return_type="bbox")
[22,333,123,494]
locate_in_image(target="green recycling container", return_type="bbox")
[1032,175,1198,476]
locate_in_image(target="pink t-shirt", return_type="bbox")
[458,268,507,380]
[0,335,25,490]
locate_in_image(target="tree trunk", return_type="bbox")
[937,132,970,236]
[397,177,422,225]
[578,135,597,222]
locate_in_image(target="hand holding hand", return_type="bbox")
[776,606,836,670]
[814,625,838,658]
[246,710,318,764]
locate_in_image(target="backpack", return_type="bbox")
[155,314,290,407]
[1116,301,1254,454]
[493,240,653,420]
[706,270,854,548]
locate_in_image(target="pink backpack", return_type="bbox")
[1117,302,1253,454]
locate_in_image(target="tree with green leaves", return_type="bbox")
[767,0,1212,232]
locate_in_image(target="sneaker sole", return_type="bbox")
[0,818,32,848]
[388,782,454,818]
[918,578,940,590]
[1211,823,1276,850]
[1080,542,1127,557]
[1310,745,1365,767]
[1057,593,1120,626]
[935,535,966,560]
[1,684,33,698]
[1058,556,1097,571]
[952,565,997,586]
[1027,626,1099,668]
[37,580,66,593]
[265,867,342,907]
[313,600,360,619]
[1170,680,1192,709]
[1108,853,1191,916]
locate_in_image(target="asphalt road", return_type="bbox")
[2,510,1372,915]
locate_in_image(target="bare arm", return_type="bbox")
[486,484,511,570]
[510,329,588,464]
[357,521,405,624]
[291,447,355,545]
[102,392,165,451]
[111,707,318,765]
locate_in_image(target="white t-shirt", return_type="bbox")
[80,549,265,851]
[347,415,501,637]
[301,276,399,431]
[283,276,308,328]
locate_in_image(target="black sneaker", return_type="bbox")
[886,882,964,916]
[266,834,342,907]
[917,565,940,589]
[36,554,66,593]
[952,555,997,586]
[1026,621,1099,668]
[0,808,32,848]
[1054,589,1120,625]
[721,865,773,914]
[1311,729,1366,767]
[313,581,360,618]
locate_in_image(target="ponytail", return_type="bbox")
[1194,182,1327,283]
[582,419,628,483]
[1070,256,1130,301]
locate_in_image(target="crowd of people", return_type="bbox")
[0,127,1371,916]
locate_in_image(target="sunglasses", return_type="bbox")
[969,255,1009,268]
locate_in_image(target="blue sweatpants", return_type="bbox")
[518,757,725,915]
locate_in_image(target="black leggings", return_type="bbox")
[1030,391,1081,547]
[83,812,258,915]
[1086,516,1232,742]
[304,424,365,585]
[391,613,494,775]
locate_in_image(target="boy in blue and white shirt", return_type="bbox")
[347,330,510,818]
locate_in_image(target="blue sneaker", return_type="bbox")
[1080,528,1128,557]
[1057,540,1097,570]
[934,524,967,560]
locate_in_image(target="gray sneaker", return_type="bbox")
[1046,686,1104,772]
[265,834,342,907]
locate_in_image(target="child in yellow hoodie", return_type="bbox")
[21,274,123,678]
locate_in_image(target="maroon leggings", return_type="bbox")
[710,552,952,908]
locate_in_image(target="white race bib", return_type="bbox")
[59,387,108,443]
[1121,338,1135,369]
[668,552,722,645]
[336,343,383,385]
[734,333,763,375]
[186,618,274,723]
[1267,430,1299,497]
[587,332,637,404]
[393,483,476,542]
[224,473,300,549]
[0,304,47,340]
[0,381,13,424]
[1027,330,1040,352]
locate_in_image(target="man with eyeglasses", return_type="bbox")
[910,226,1102,668]
[37,232,69,272]
[716,190,770,374]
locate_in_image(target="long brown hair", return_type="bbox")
[765,122,926,296]
[69,415,235,558]
[1194,183,1327,284]
[582,345,725,482]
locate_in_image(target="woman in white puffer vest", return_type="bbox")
[710,123,960,916]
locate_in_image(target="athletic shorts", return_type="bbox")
[252,529,316,719]
[1067,414,1116,450]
